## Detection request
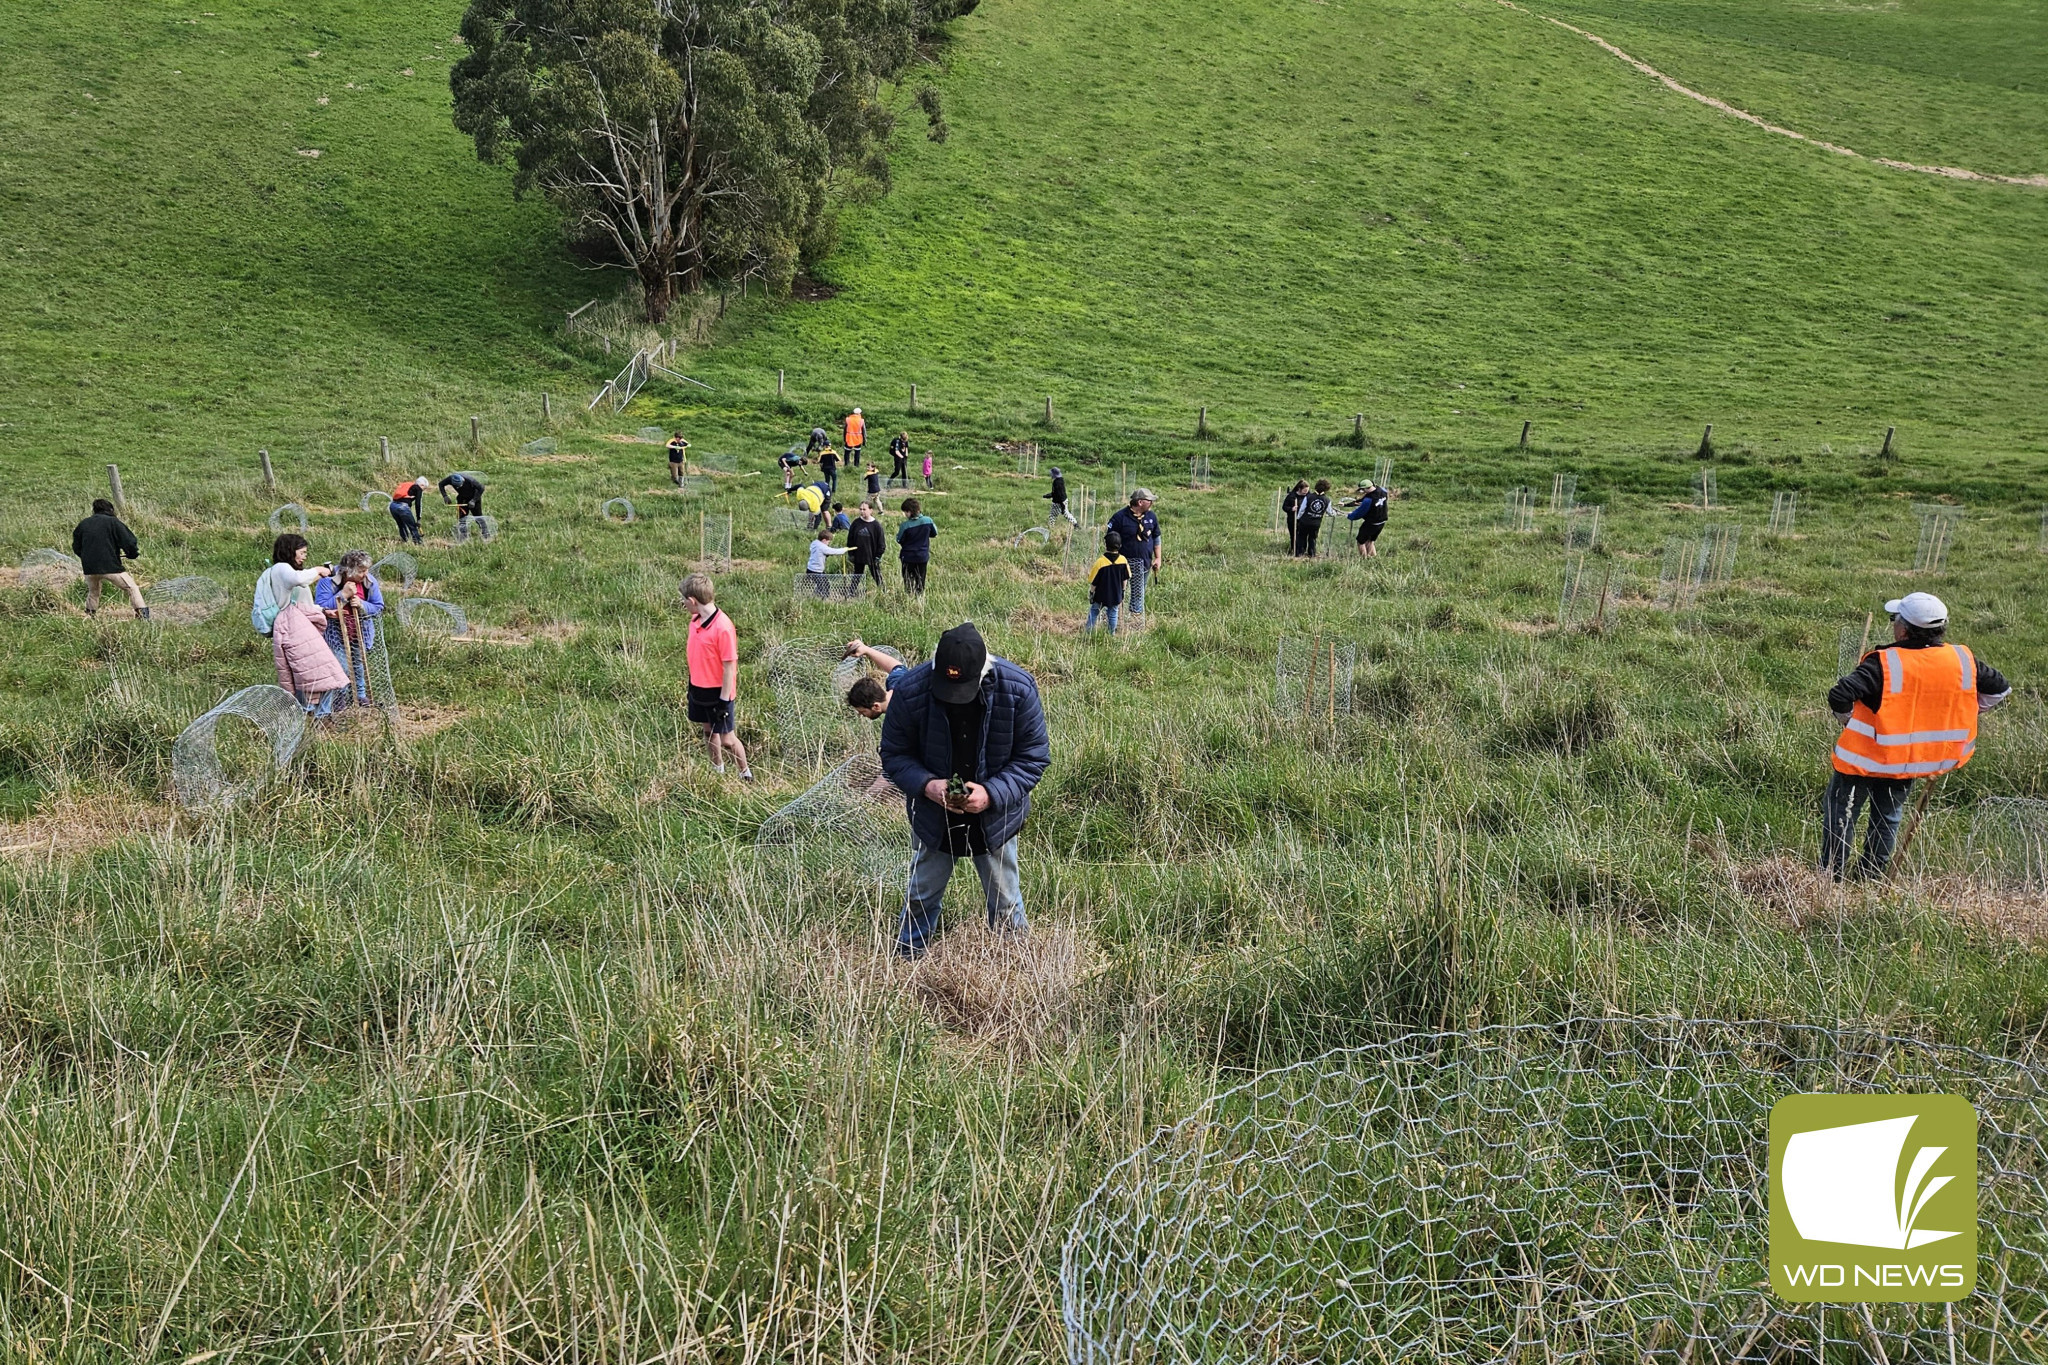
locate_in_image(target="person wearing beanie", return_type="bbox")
[72,497,149,619]
[1086,530,1131,634]
[1822,592,2009,880]
[879,621,1050,958]
[1045,466,1077,525]
[1106,488,1160,614]
[438,471,485,529]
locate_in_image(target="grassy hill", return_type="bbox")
[1,0,2046,1358]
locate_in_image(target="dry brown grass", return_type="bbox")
[1007,603,1082,637]
[907,923,1086,1055]
[0,789,170,861]
[1732,854,2048,944]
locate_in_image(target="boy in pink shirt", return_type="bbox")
[682,574,753,780]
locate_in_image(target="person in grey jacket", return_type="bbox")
[879,622,1050,957]
[71,498,149,619]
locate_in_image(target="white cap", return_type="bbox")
[852,407,862,414]
[1885,592,1948,628]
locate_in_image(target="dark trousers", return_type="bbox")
[892,453,908,479]
[1294,518,1323,557]
[902,560,928,594]
[852,556,883,587]
[1820,771,1914,881]
[389,502,422,544]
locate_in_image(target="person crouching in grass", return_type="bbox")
[681,574,752,781]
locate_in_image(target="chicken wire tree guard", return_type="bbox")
[450,0,978,319]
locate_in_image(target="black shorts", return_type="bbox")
[1357,520,1386,544]
[687,684,736,733]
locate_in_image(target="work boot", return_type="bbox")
[83,605,97,618]
[136,606,151,621]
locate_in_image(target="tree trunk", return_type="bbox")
[639,253,676,323]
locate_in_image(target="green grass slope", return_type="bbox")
[0,0,589,478]
[695,0,2048,462]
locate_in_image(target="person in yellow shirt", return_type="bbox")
[793,481,827,528]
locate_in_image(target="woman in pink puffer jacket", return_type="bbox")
[256,534,349,709]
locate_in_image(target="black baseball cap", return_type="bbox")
[932,622,987,704]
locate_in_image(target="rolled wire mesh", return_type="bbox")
[172,684,308,811]
[19,548,79,587]
[1012,526,1052,547]
[769,636,876,762]
[753,750,908,882]
[152,575,228,624]
[1838,623,1876,678]
[520,437,557,455]
[1063,1019,2048,1365]
[793,572,864,602]
[267,504,309,535]
[453,514,498,544]
[330,612,399,721]
[372,552,418,590]
[602,497,636,523]
[1965,798,2048,893]
[395,597,468,635]
[360,489,388,512]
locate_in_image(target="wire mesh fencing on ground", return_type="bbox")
[395,598,468,635]
[152,575,228,624]
[454,514,499,544]
[268,503,308,535]
[768,636,885,765]
[753,750,908,882]
[18,548,78,588]
[1063,1018,2047,1365]
[373,552,418,590]
[1966,798,2048,892]
[602,497,636,523]
[172,685,308,811]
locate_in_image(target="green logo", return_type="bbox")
[1769,1094,1976,1302]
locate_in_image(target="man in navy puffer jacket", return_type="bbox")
[879,621,1050,957]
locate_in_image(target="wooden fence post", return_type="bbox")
[1045,395,1054,426]
[1697,423,1713,457]
[379,436,390,463]
[1881,426,1896,459]
[106,464,126,510]
[259,449,275,491]
[910,383,918,411]
[1354,413,1365,444]
[1520,420,1531,448]
[777,369,785,398]
[1197,406,1209,439]
[542,393,552,422]
[470,416,481,450]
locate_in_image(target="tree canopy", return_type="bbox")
[452,0,973,321]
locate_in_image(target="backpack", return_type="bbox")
[250,569,282,636]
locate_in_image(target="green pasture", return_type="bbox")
[1,0,2045,1356]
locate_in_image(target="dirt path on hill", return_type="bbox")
[1498,0,2048,189]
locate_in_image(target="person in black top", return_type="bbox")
[439,472,485,526]
[1045,467,1077,525]
[1282,479,1308,553]
[1294,479,1332,557]
[864,463,882,498]
[71,498,149,618]
[889,432,910,483]
[846,502,888,588]
[1344,481,1391,557]
[819,445,839,495]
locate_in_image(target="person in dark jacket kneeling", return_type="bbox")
[880,621,1050,958]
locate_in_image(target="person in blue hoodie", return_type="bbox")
[879,622,1050,958]
[1345,481,1391,558]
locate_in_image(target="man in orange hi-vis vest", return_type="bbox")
[843,407,866,463]
[1823,592,2010,880]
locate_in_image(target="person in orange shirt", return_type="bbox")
[843,407,866,466]
[1822,592,2009,880]
[389,475,429,544]
[682,574,752,781]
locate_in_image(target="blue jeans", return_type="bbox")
[1086,603,1120,634]
[897,837,1027,957]
[315,640,369,715]
[389,501,422,544]
[1128,558,1151,614]
[1820,771,1913,881]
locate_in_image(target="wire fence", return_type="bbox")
[1275,636,1355,718]
[1913,504,1963,573]
[1063,1018,2048,1365]
[152,575,228,625]
[753,751,908,882]
[172,685,308,811]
